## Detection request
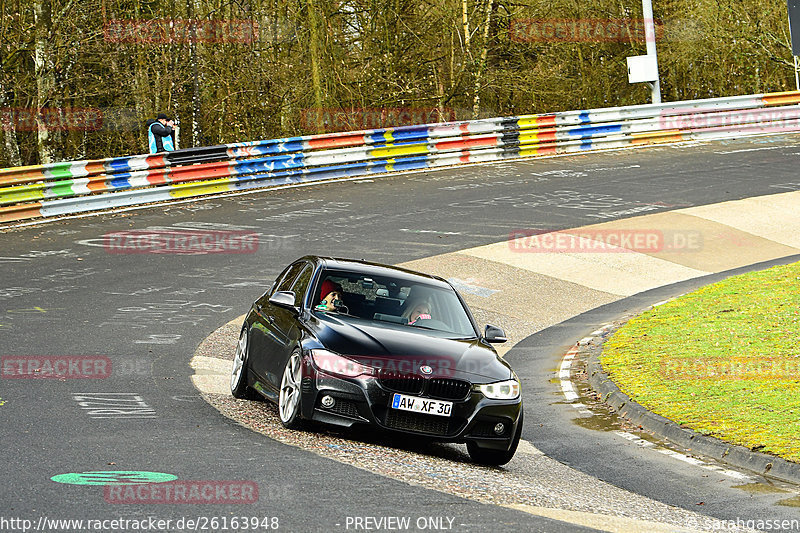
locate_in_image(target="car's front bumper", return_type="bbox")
[301,367,523,451]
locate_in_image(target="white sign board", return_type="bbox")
[627,55,659,84]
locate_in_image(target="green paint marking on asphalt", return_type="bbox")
[50,471,178,485]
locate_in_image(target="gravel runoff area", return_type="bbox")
[191,316,752,533]
[601,260,800,464]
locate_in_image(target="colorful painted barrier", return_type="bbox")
[1,91,799,223]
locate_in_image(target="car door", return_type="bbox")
[249,262,305,394]
[261,263,315,391]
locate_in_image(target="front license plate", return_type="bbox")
[391,393,452,417]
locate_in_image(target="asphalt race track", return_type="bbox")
[2,134,800,532]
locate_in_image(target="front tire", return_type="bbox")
[467,410,523,466]
[278,351,304,429]
[231,327,260,400]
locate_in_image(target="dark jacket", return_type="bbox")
[146,119,175,153]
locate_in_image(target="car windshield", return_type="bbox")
[312,269,477,338]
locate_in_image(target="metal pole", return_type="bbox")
[642,0,662,104]
[795,56,800,91]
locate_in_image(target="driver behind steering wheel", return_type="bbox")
[315,279,346,312]
[403,299,432,325]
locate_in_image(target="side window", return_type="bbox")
[267,265,292,297]
[290,265,314,307]
[276,262,305,293]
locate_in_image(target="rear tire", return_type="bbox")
[230,327,261,400]
[467,410,523,466]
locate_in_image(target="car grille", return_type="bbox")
[378,372,424,395]
[384,410,450,436]
[378,372,472,401]
[326,398,359,418]
[427,378,471,400]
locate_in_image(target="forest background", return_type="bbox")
[1,0,796,167]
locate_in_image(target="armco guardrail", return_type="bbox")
[2,91,799,224]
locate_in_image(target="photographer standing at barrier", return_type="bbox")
[146,113,176,154]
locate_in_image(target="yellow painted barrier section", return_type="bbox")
[517,116,556,129]
[370,144,429,158]
[0,184,46,205]
[169,178,233,198]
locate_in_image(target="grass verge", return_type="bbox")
[601,260,800,463]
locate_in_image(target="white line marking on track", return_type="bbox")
[614,431,754,482]
[560,345,756,481]
[589,323,615,337]
[559,347,581,402]
[713,145,788,155]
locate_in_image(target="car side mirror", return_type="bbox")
[269,291,298,314]
[484,324,507,343]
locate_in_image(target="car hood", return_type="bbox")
[310,314,512,382]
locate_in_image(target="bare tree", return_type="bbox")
[0,0,795,167]
[472,0,494,118]
[33,0,62,163]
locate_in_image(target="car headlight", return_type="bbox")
[475,379,520,400]
[310,349,375,378]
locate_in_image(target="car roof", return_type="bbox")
[306,256,451,288]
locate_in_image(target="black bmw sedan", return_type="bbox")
[230,256,523,465]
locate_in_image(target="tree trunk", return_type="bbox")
[0,76,22,167]
[33,0,62,164]
[187,0,202,147]
[461,0,470,49]
[471,0,493,119]
[305,0,324,133]
[131,1,149,119]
